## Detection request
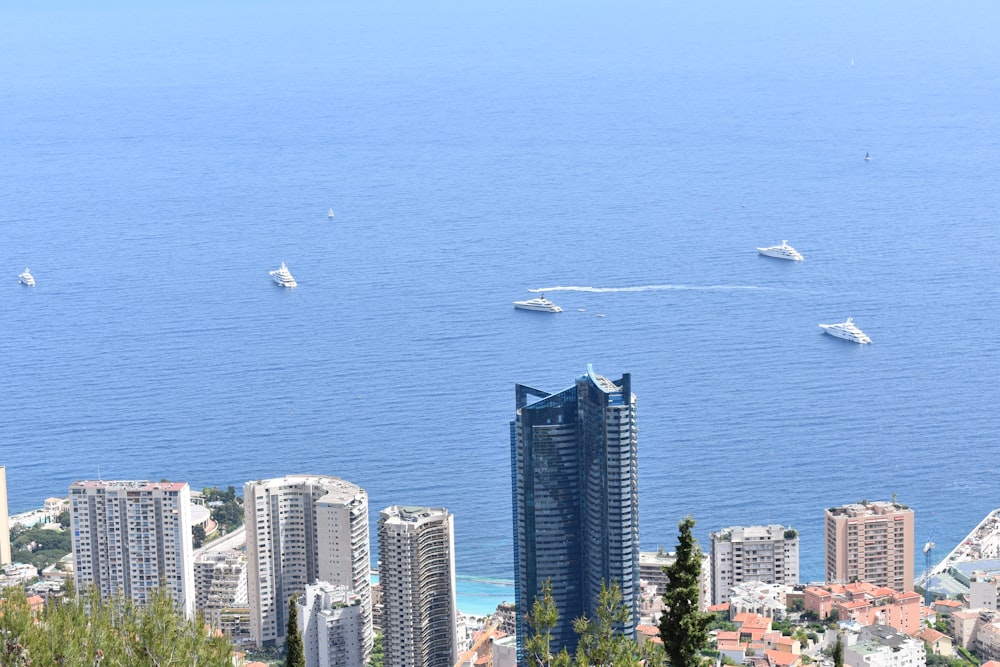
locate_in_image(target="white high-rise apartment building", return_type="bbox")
[298,581,367,667]
[0,466,10,565]
[710,524,799,605]
[194,549,248,630]
[244,475,372,657]
[69,480,195,617]
[378,505,457,667]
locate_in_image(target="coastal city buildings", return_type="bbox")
[511,367,640,658]
[378,505,458,667]
[844,625,926,667]
[804,582,921,634]
[0,466,10,565]
[825,501,914,590]
[710,524,799,605]
[68,480,196,616]
[194,548,249,633]
[244,475,373,656]
[298,581,367,667]
[726,581,795,619]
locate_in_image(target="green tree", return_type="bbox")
[658,516,712,667]
[368,632,384,667]
[832,634,843,667]
[573,581,665,667]
[286,594,305,667]
[192,524,206,548]
[0,584,232,665]
[525,580,572,667]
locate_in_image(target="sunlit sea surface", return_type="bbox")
[3,1,999,615]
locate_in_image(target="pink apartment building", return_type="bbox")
[804,582,922,635]
[825,501,914,591]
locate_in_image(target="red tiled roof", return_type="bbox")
[918,628,947,643]
[934,599,963,608]
[637,625,660,636]
[839,599,869,610]
[708,602,732,613]
[734,613,771,630]
[765,650,801,667]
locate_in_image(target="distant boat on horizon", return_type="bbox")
[865,152,871,161]
[270,262,298,288]
[328,208,335,219]
[18,268,35,287]
[756,240,804,261]
[819,317,871,344]
[513,294,562,313]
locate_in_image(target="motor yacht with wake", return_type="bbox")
[270,262,298,288]
[18,268,35,286]
[819,317,871,344]
[513,293,562,312]
[756,240,803,261]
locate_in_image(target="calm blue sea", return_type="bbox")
[3,0,999,616]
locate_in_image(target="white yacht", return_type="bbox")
[819,317,871,344]
[328,208,335,219]
[270,262,298,288]
[18,268,35,287]
[757,240,804,261]
[513,294,562,313]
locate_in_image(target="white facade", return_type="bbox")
[379,506,457,667]
[492,635,518,667]
[69,480,195,617]
[727,580,793,619]
[710,524,799,605]
[194,548,248,629]
[298,582,366,667]
[0,466,10,566]
[970,575,999,612]
[844,638,925,667]
[244,475,372,656]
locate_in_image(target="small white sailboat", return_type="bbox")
[328,208,335,219]
[864,152,871,161]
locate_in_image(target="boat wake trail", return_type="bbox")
[529,284,776,293]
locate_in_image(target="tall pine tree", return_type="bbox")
[833,634,843,667]
[658,516,712,667]
[286,594,306,667]
[525,580,571,667]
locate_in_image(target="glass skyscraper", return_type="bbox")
[511,366,640,661]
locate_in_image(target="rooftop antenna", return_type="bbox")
[97,465,101,481]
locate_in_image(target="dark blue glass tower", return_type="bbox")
[511,366,639,663]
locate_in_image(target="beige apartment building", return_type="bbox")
[824,501,914,591]
[378,505,457,667]
[244,475,372,655]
